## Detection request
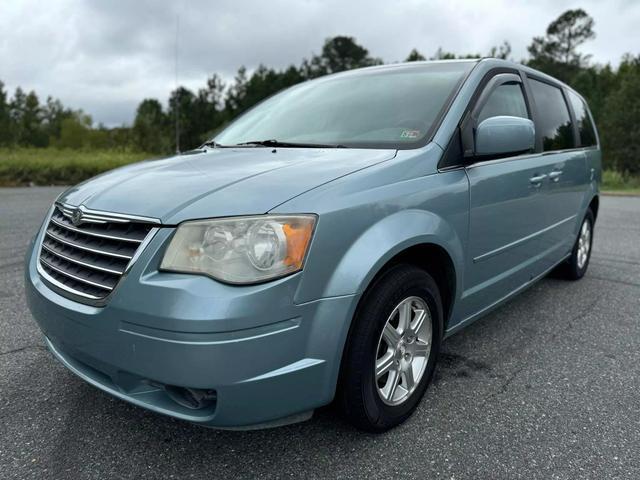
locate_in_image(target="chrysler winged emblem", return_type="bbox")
[71,208,83,226]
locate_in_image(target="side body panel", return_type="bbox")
[459,153,565,322]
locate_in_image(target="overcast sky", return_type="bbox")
[1,0,638,126]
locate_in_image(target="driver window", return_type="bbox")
[477,82,528,124]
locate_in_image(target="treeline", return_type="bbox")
[0,89,132,151]
[0,9,638,174]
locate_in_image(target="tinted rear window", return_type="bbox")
[528,78,575,151]
[567,91,597,147]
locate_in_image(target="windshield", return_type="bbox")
[215,62,474,149]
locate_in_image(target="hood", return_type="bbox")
[58,147,397,223]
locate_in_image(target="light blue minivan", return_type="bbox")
[25,59,600,432]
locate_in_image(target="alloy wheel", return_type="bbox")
[577,218,592,269]
[375,296,432,406]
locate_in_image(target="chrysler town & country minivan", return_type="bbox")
[25,59,601,432]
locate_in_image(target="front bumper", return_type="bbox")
[25,228,357,428]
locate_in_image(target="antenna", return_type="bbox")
[174,13,180,154]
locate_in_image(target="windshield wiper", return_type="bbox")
[234,139,347,149]
[200,140,229,149]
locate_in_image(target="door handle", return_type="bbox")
[529,174,547,186]
[549,170,563,182]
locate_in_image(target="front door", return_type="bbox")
[459,73,557,322]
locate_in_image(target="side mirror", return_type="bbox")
[475,116,535,157]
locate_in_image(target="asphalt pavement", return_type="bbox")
[1,187,639,479]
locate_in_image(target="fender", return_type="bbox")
[321,209,465,303]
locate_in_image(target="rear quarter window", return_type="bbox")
[567,91,597,147]
[528,78,575,151]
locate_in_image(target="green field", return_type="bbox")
[0,148,153,187]
[601,169,640,195]
[1,148,638,195]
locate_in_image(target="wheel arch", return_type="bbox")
[320,209,464,329]
[363,243,457,329]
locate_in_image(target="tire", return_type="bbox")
[560,208,595,280]
[338,264,443,432]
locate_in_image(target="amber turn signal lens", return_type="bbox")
[283,220,315,268]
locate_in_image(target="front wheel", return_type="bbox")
[339,264,442,432]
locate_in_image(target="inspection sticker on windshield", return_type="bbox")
[400,129,420,139]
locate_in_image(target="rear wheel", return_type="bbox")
[560,209,594,280]
[339,264,442,432]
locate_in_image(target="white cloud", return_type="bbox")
[0,0,638,126]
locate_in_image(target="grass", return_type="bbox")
[0,148,152,187]
[1,149,639,195]
[602,169,640,195]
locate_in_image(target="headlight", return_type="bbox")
[160,215,317,284]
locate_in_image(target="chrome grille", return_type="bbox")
[38,204,159,303]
